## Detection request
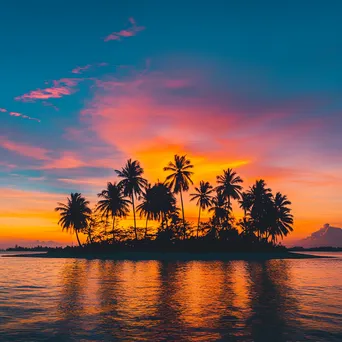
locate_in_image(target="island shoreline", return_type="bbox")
[1,251,327,261]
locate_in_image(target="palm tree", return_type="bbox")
[137,182,176,234]
[216,169,243,214]
[190,181,213,238]
[96,182,130,242]
[239,192,253,217]
[55,193,92,247]
[164,154,194,232]
[209,191,230,227]
[115,159,148,239]
[247,179,273,240]
[238,217,254,238]
[137,184,153,237]
[268,192,294,243]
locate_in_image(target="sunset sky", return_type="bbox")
[0,1,341,247]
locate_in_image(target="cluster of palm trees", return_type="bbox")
[55,154,293,248]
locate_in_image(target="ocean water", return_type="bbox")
[0,252,341,341]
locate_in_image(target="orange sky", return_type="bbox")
[1,144,341,248]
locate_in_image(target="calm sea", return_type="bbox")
[0,252,341,341]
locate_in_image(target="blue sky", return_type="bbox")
[0,0,342,245]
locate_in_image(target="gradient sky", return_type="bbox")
[0,0,342,247]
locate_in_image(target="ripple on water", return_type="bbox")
[0,253,341,341]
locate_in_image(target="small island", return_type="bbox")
[7,155,319,260]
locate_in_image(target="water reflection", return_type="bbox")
[57,260,301,341]
[53,259,312,341]
[0,256,341,341]
[245,260,302,342]
[57,260,88,340]
[97,261,125,340]
[156,262,187,340]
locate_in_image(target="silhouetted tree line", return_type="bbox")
[6,246,64,252]
[55,155,293,252]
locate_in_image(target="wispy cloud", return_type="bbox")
[10,112,41,122]
[0,137,50,160]
[39,152,87,170]
[0,138,83,168]
[72,64,91,74]
[104,18,145,42]
[71,62,108,75]
[0,106,40,122]
[15,78,84,102]
[58,176,109,187]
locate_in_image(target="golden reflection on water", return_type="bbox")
[0,255,341,341]
[55,259,299,341]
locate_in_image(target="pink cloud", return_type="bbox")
[71,63,108,75]
[0,134,116,171]
[0,106,40,122]
[72,64,92,74]
[78,68,327,181]
[80,73,246,155]
[9,111,41,122]
[104,18,145,42]
[58,177,109,187]
[15,78,83,101]
[0,137,50,160]
[39,152,87,170]
[0,138,92,170]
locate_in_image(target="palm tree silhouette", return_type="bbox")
[190,181,213,238]
[138,182,176,234]
[55,193,92,247]
[239,191,253,217]
[247,179,273,240]
[115,159,148,240]
[216,169,243,215]
[137,184,153,237]
[54,155,295,248]
[209,191,230,227]
[269,192,294,243]
[96,182,130,242]
[164,155,194,232]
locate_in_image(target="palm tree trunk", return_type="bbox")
[197,205,201,238]
[227,196,231,224]
[75,229,82,248]
[179,189,186,240]
[88,231,93,244]
[132,193,138,240]
[145,216,148,238]
[112,216,116,243]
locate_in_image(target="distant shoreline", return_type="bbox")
[1,251,326,261]
[289,247,342,252]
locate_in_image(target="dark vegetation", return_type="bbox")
[54,154,294,256]
[6,246,63,252]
